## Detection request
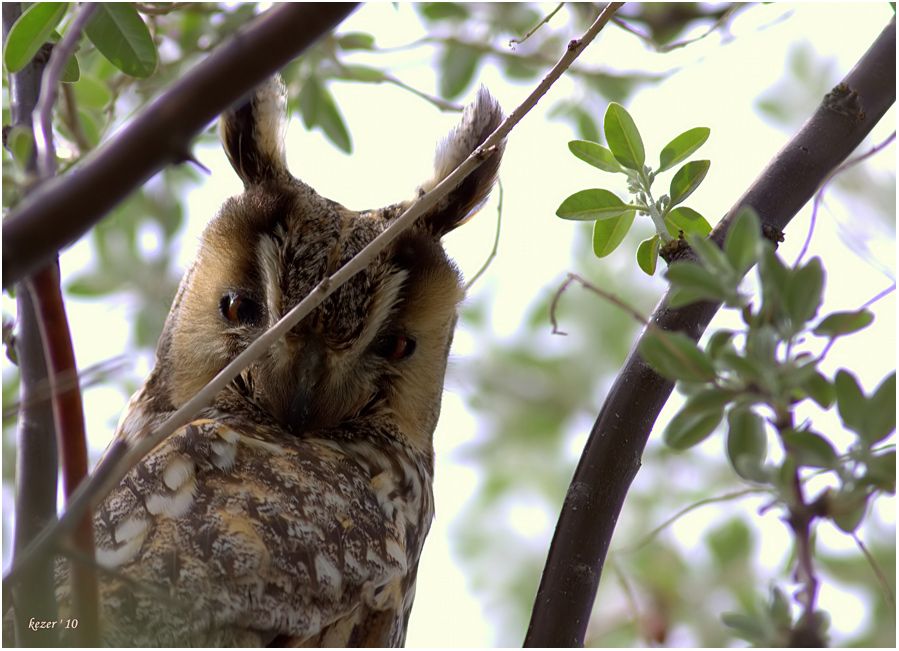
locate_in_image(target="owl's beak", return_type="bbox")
[263,332,326,435]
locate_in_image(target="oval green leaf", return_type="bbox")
[785,256,824,327]
[568,140,622,173]
[73,74,112,109]
[592,210,635,257]
[85,3,158,78]
[664,406,723,450]
[556,189,628,221]
[665,261,728,305]
[864,371,896,445]
[439,42,480,99]
[60,52,80,82]
[658,126,710,173]
[724,207,761,275]
[669,159,710,207]
[813,309,874,338]
[4,2,68,73]
[726,406,768,481]
[639,327,717,383]
[604,102,645,170]
[636,235,660,275]
[782,428,838,468]
[665,206,712,237]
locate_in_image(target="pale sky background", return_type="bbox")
[3,2,896,647]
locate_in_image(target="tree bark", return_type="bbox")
[526,15,896,648]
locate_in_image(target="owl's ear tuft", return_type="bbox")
[220,76,289,186]
[417,87,505,237]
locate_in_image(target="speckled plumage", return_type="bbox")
[48,77,504,646]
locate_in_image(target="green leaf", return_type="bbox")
[781,428,838,468]
[813,309,874,338]
[664,405,723,450]
[556,189,629,221]
[723,207,761,275]
[419,2,470,21]
[800,371,835,409]
[726,406,768,481]
[336,64,385,83]
[665,261,728,306]
[567,140,622,173]
[636,235,660,275]
[864,372,896,445]
[835,369,866,435]
[3,2,68,73]
[85,3,158,78]
[592,210,635,257]
[866,450,895,492]
[828,489,869,533]
[688,234,734,279]
[639,328,717,383]
[439,42,480,99]
[603,102,645,170]
[337,32,375,50]
[706,329,737,360]
[722,612,768,645]
[6,126,34,172]
[73,74,112,109]
[664,206,712,237]
[60,52,80,82]
[669,160,710,207]
[785,257,824,327]
[297,77,352,153]
[658,126,710,173]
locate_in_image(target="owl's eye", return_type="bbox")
[219,291,261,326]
[373,333,416,361]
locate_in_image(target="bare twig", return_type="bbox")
[33,3,97,180]
[616,487,766,554]
[3,0,626,591]
[796,130,896,265]
[550,272,649,335]
[851,533,896,612]
[464,179,504,291]
[510,2,564,47]
[382,73,464,112]
[611,4,743,54]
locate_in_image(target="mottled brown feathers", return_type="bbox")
[47,75,504,646]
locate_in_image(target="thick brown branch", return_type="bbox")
[526,15,896,647]
[2,2,359,288]
[28,264,98,645]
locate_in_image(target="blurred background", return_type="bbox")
[2,3,895,646]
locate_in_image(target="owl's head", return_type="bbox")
[144,78,503,455]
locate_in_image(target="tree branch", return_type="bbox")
[3,3,60,645]
[525,15,896,647]
[3,0,626,595]
[2,2,359,288]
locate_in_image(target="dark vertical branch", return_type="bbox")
[3,3,60,647]
[526,16,896,647]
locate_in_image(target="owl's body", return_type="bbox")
[44,77,503,645]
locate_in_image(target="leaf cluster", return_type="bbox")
[557,102,713,275]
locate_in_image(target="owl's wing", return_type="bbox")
[57,419,416,646]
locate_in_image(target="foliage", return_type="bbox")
[640,208,895,644]
[557,102,713,275]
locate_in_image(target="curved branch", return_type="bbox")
[2,2,359,288]
[525,15,896,647]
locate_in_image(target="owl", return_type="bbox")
[46,77,504,645]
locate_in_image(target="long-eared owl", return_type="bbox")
[51,77,504,645]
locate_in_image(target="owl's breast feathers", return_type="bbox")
[54,418,434,646]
